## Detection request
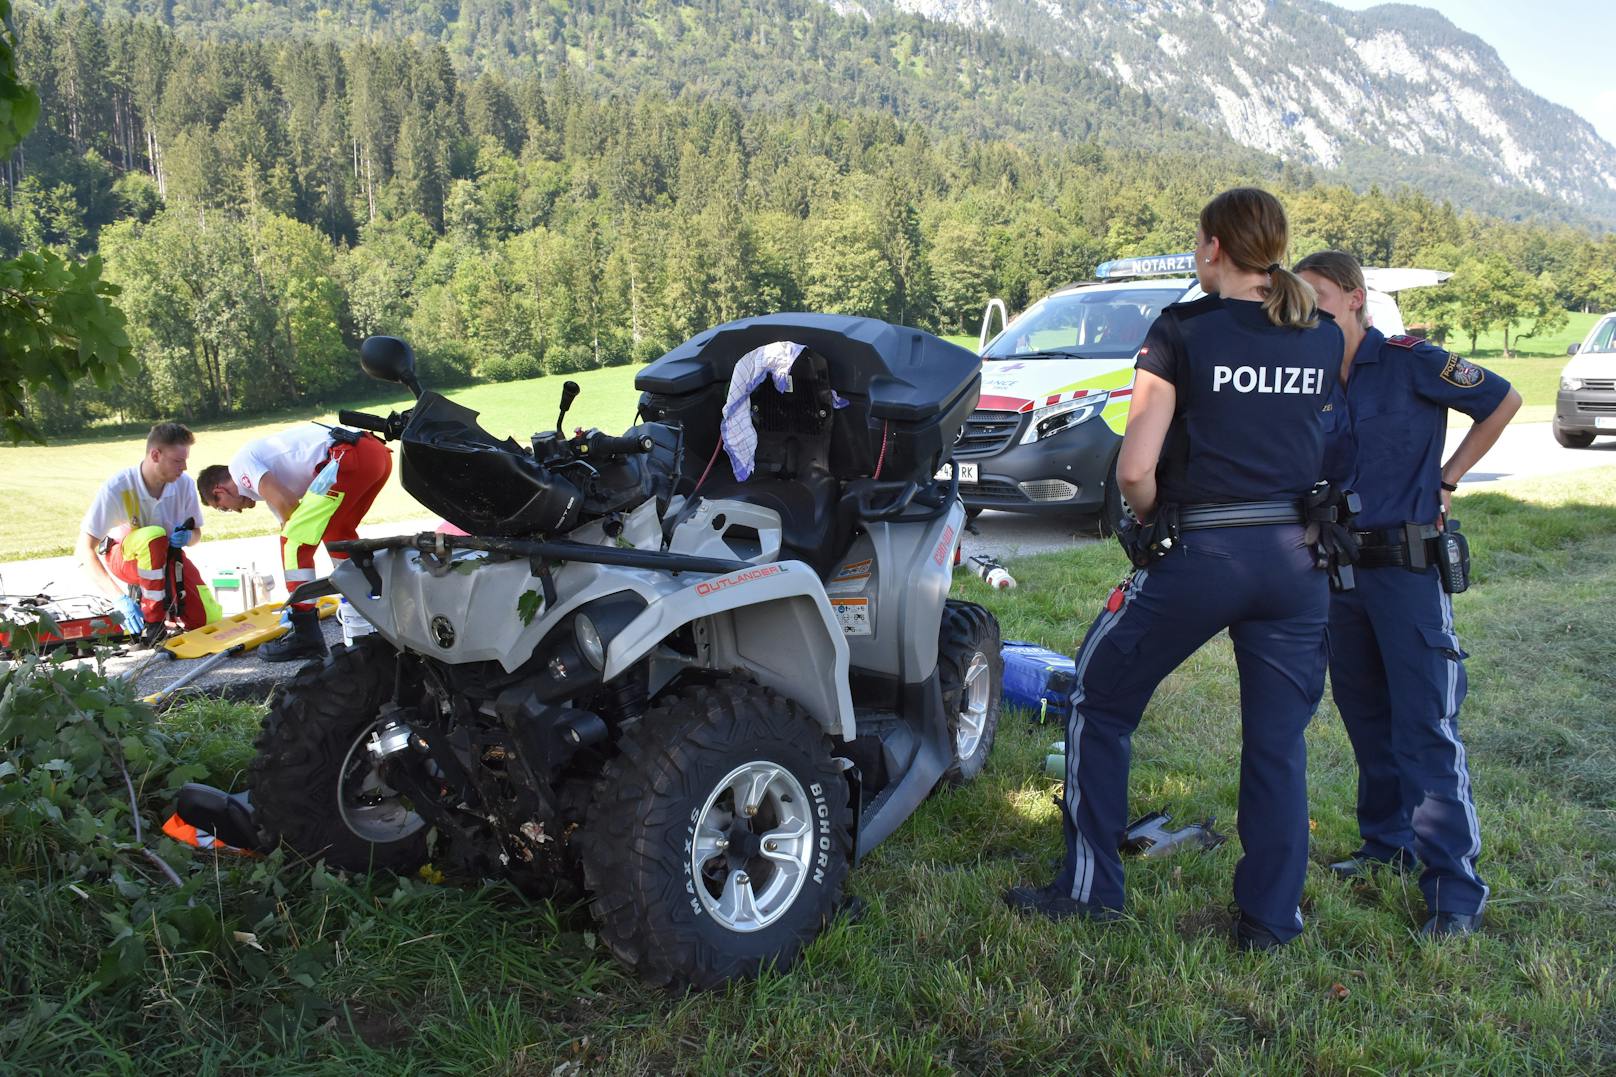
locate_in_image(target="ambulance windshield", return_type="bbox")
[982,287,1184,360]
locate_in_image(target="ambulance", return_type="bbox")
[956,254,1447,523]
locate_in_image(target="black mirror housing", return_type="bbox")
[361,336,422,397]
[1567,343,1580,355]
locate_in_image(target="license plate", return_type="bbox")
[935,462,979,483]
[1597,417,1616,430]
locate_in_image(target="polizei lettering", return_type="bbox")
[695,563,783,596]
[1211,366,1323,395]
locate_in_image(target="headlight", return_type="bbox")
[1561,376,1583,391]
[574,614,605,670]
[1019,393,1109,444]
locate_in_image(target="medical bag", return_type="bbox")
[1001,640,1078,724]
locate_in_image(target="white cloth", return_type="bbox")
[81,465,203,540]
[720,341,806,481]
[229,425,334,522]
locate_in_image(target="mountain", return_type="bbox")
[36,0,1616,222]
[855,0,1616,217]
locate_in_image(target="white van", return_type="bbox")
[1555,314,1616,448]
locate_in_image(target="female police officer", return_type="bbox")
[1295,250,1520,938]
[1005,188,1345,950]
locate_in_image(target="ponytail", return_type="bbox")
[1263,264,1319,331]
[1198,187,1318,330]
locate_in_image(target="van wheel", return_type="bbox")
[1554,423,1595,449]
[939,600,1002,784]
[578,682,851,990]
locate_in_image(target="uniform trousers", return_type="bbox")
[1328,565,1488,915]
[1055,523,1329,941]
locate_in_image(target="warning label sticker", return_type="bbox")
[830,596,872,636]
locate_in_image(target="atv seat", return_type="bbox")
[701,468,854,578]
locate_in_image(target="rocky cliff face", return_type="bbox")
[847,0,1616,212]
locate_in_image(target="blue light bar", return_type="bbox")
[1094,253,1196,279]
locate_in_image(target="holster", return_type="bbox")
[1115,504,1180,569]
[1302,482,1361,592]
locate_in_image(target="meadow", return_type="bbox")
[2,467,1612,1073]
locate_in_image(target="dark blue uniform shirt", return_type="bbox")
[1332,328,1511,531]
[1137,296,1343,505]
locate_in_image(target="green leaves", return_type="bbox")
[516,589,543,626]
[0,249,134,444]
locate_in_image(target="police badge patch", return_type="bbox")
[1440,353,1484,388]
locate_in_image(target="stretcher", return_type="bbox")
[161,595,340,660]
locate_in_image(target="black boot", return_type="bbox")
[259,606,329,663]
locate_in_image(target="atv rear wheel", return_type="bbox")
[578,681,851,990]
[939,600,1002,785]
[250,636,429,873]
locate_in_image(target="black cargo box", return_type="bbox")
[636,313,980,486]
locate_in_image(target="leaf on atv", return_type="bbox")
[516,589,543,627]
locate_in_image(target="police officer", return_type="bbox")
[1296,251,1520,938]
[1006,188,1345,950]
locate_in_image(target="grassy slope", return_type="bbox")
[4,467,1612,1072]
[0,366,646,562]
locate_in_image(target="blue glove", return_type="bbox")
[113,595,146,634]
[170,525,192,549]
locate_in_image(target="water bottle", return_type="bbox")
[1045,741,1066,778]
[967,554,1016,589]
[338,597,376,647]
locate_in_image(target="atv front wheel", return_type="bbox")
[578,682,852,989]
[250,636,429,872]
[939,600,1002,785]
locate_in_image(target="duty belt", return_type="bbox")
[1177,500,1305,531]
[1352,524,1440,570]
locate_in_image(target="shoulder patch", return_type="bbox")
[1440,353,1485,388]
[1385,334,1421,349]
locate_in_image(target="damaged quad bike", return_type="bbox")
[245,315,1002,989]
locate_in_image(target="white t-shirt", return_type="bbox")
[81,465,204,542]
[228,425,334,522]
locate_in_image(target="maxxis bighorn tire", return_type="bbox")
[939,600,1002,785]
[250,636,429,873]
[577,681,852,990]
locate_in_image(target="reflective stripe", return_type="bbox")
[141,588,167,601]
[1437,588,1488,904]
[121,525,168,571]
[138,568,164,582]
[1064,568,1150,903]
[284,569,316,583]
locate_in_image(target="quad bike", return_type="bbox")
[247,314,1003,988]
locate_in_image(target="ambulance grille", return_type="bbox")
[1578,379,1616,392]
[955,411,1023,457]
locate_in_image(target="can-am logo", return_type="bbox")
[695,564,782,596]
[933,525,956,565]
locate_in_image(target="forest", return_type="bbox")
[5,5,1615,433]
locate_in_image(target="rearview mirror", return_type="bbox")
[1567,343,1580,355]
[360,336,422,398]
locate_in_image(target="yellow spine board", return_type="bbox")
[161,596,339,660]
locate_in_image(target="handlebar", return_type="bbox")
[576,432,654,458]
[339,409,392,435]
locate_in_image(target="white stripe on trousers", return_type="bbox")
[1436,587,1488,905]
[1064,568,1150,903]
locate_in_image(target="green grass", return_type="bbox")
[4,466,1614,1072]
[0,365,646,562]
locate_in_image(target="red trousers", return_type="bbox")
[104,525,217,629]
[282,433,392,609]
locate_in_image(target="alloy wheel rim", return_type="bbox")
[955,651,991,761]
[689,760,814,933]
